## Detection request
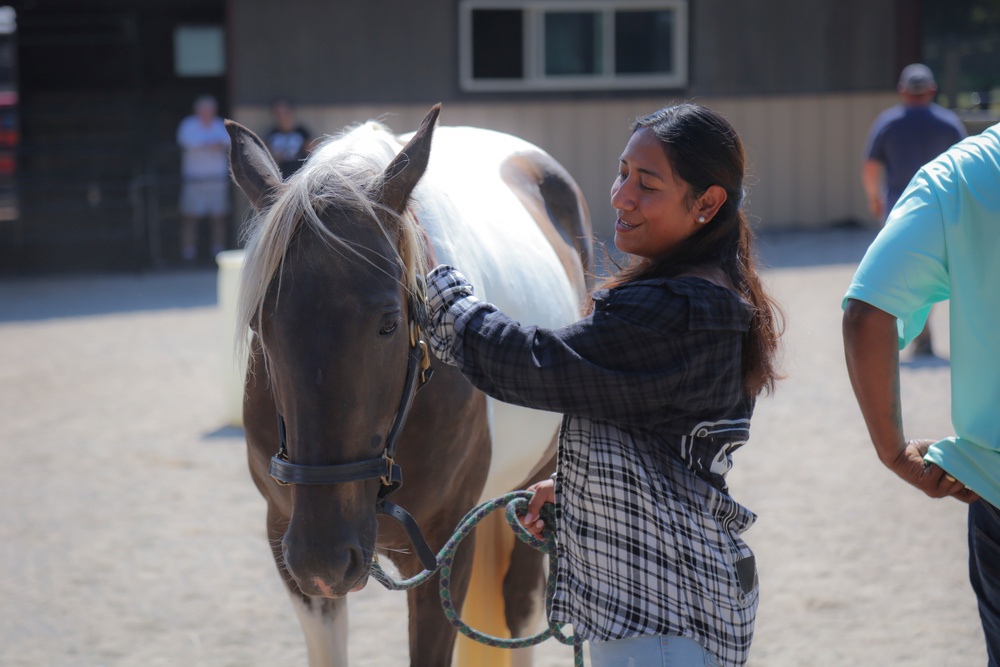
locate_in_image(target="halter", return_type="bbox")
[267,276,438,570]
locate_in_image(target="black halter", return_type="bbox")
[267,278,438,570]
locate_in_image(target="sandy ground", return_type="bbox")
[0,227,986,666]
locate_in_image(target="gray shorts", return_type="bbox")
[180,179,230,217]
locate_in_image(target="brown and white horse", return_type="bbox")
[227,105,591,666]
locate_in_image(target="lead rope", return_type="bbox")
[371,491,584,667]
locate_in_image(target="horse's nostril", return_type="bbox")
[347,544,363,572]
[281,532,369,597]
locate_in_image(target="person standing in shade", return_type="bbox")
[844,123,1000,665]
[177,94,231,262]
[265,98,313,179]
[425,104,783,667]
[861,63,967,355]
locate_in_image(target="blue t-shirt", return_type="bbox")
[846,124,1000,508]
[864,103,967,215]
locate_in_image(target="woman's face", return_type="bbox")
[610,128,702,259]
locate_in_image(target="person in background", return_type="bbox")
[861,63,967,355]
[265,98,313,179]
[844,123,1000,665]
[176,94,231,262]
[425,103,783,667]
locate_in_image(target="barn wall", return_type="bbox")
[228,0,900,104]
[233,91,899,235]
[228,0,458,105]
[689,0,898,96]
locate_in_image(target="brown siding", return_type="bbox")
[229,0,901,105]
[233,91,899,235]
[690,0,898,95]
[229,0,457,105]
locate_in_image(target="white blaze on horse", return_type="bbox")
[227,104,592,667]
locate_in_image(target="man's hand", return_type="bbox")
[862,159,886,222]
[887,439,980,503]
[867,195,884,222]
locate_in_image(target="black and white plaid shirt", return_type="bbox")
[426,265,760,667]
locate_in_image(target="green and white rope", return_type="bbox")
[371,491,584,666]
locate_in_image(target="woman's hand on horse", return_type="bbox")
[522,479,555,538]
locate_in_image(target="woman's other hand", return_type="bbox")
[521,478,555,538]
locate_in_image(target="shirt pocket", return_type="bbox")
[725,528,760,608]
[719,519,760,615]
[707,489,759,611]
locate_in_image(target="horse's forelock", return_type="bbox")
[234,120,428,365]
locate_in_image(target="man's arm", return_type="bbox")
[862,159,885,221]
[842,298,977,502]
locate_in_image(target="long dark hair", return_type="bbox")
[601,103,783,396]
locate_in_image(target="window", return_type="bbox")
[460,0,688,92]
[174,25,226,77]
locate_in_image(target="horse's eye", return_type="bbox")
[378,318,399,336]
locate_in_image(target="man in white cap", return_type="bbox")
[861,63,967,355]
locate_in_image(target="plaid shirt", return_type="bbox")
[426,265,760,667]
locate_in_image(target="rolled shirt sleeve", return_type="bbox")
[843,170,950,348]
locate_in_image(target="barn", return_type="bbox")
[2,0,995,272]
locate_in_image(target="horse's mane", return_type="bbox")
[235,120,428,360]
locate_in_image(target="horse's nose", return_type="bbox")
[282,537,367,598]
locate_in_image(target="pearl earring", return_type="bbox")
[697,216,706,223]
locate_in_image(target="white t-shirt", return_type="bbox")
[177,115,231,181]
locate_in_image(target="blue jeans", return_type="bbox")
[589,635,721,667]
[970,500,1000,667]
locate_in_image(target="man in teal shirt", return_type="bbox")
[843,123,1000,664]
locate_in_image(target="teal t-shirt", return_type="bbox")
[844,124,1000,508]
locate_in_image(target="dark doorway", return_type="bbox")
[2,0,228,274]
[922,0,1000,116]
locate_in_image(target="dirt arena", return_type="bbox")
[0,227,986,666]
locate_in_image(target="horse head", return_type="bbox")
[228,105,440,598]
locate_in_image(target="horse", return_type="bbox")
[227,104,593,666]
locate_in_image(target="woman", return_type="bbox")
[425,103,782,667]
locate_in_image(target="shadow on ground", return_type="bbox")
[901,354,951,369]
[757,224,879,270]
[203,425,245,441]
[0,226,882,324]
[0,269,219,323]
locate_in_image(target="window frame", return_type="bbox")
[459,0,689,92]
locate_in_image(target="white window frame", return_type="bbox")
[459,0,688,92]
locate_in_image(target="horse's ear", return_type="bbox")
[226,119,284,212]
[380,104,441,214]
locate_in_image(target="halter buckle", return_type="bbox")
[381,454,395,487]
[272,444,292,486]
[408,319,420,349]
[418,340,432,384]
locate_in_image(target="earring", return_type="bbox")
[697,216,706,223]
